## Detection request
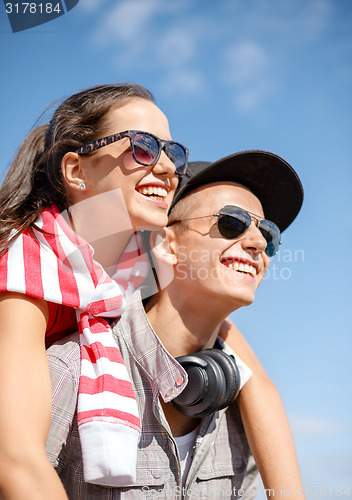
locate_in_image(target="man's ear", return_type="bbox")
[61,152,88,192]
[149,228,177,266]
[146,228,176,295]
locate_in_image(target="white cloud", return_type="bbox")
[219,0,334,112]
[234,80,277,113]
[156,28,196,68]
[297,0,332,42]
[92,0,160,45]
[77,0,111,13]
[88,0,207,96]
[224,0,332,45]
[90,0,195,47]
[224,41,271,84]
[289,413,346,437]
[222,41,276,112]
[157,68,205,96]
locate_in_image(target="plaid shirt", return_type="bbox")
[46,292,258,499]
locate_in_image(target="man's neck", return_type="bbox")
[145,286,230,358]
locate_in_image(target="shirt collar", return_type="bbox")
[114,291,188,403]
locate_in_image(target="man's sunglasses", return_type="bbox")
[75,130,188,175]
[168,204,281,257]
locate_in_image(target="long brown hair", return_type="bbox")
[0,83,154,254]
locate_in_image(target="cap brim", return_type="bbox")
[170,150,304,232]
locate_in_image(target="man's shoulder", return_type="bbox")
[46,331,80,367]
[111,291,149,338]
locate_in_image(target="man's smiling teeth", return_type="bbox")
[137,186,167,198]
[225,261,257,277]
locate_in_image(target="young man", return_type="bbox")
[46,150,304,499]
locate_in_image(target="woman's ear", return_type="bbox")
[61,152,87,192]
[149,228,177,266]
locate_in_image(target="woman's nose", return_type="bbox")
[152,150,177,177]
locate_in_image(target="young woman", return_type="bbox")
[0,83,188,499]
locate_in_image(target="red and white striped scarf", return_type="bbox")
[0,204,149,486]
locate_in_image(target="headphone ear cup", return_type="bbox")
[172,348,241,418]
[171,352,224,418]
[201,349,241,408]
[170,354,210,408]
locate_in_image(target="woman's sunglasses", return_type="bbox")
[75,130,188,175]
[168,204,281,257]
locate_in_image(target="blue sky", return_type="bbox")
[1,0,351,496]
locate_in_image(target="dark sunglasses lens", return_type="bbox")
[132,133,159,165]
[258,220,281,256]
[217,210,251,239]
[165,143,187,174]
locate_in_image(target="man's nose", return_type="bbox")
[240,222,267,255]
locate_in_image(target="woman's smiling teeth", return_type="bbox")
[222,260,257,278]
[137,186,168,199]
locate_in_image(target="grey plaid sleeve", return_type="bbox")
[46,333,81,472]
[240,453,260,499]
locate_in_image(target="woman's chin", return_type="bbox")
[131,211,169,232]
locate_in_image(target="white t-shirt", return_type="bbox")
[174,426,200,486]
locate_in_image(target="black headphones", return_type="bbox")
[172,343,241,418]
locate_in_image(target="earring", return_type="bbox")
[79,182,86,190]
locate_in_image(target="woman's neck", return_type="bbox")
[67,203,134,273]
[90,230,135,274]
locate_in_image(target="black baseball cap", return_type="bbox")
[170,150,304,232]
